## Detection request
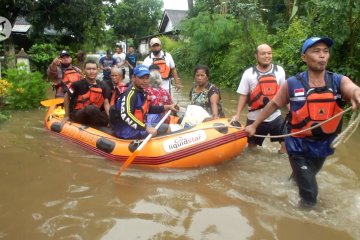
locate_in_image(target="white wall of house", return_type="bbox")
[165,21,174,32]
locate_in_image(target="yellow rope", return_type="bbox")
[50,107,359,149]
[230,107,360,149]
[331,109,360,148]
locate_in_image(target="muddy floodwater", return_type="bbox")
[0,81,360,239]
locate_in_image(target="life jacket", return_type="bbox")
[74,81,105,110]
[62,67,82,91]
[151,52,171,79]
[134,95,150,122]
[109,83,127,106]
[288,72,343,138]
[248,65,279,111]
[110,88,150,130]
[169,114,180,124]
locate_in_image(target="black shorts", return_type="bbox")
[246,115,285,146]
[71,105,108,127]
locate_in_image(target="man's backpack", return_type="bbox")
[151,52,171,79]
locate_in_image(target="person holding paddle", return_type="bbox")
[112,65,178,139]
[245,37,360,208]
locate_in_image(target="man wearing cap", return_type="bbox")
[246,37,360,207]
[143,37,181,94]
[47,50,82,98]
[111,64,177,139]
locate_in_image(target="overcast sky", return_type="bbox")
[163,0,188,10]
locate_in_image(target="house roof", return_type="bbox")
[12,17,31,33]
[159,9,188,33]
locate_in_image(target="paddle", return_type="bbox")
[114,110,172,178]
[40,98,64,107]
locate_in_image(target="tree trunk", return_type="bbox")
[4,35,16,69]
[187,0,193,12]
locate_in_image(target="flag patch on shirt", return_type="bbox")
[294,88,305,96]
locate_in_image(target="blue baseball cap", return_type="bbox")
[133,64,150,77]
[301,37,333,54]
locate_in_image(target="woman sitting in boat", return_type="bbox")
[189,64,225,119]
[62,59,112,128]
[108,67,129,106]
[146,64,174,127]
[112,65,178,139]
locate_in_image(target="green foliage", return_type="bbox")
[270,18,311,76]
[181,13,238,57]
[29,0,109,45]
[87,28,118,52]
[4,65,48,109]
[126,38,135,48]
[175,12,269,89]
[1,0,111,52]
[171,42,197,75]
[178,0,360,89]
[189,0,219,16]
[158,36,181,53]
[0,110,10,123]
[293,0,360,82]
[28,43,58,73]
[108,0,163,40]
[0,0,33,23]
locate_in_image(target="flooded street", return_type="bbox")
[0,81,360,239]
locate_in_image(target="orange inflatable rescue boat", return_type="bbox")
[44,104,247,168]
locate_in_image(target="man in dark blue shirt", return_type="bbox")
[125,46,138,79]
[112,65,177,139]
[99,50,118,82]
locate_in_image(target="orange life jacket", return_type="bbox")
[74,83,104,110]
[110,83,127,106]
[152,52,171,79]
[134,95,150,122]
[169,114,180,124]
[248,65,279,111]
[289,74,343,138]
[62,67,82,90]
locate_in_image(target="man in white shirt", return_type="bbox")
[143,37,181,94]
[232,44,286,153]
[113,46,126,78]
